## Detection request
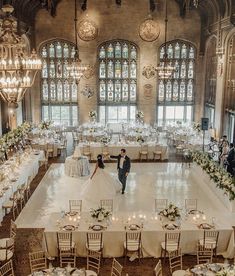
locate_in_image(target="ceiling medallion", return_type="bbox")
[139,17,160,42]
[77,19,98,41]
[142,65,156,79]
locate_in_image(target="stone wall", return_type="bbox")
[31,0,202,125]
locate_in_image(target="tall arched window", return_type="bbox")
[40,40,78,126]
[204,37,217,128]
[157,40,196,125]
[98,40,137,123]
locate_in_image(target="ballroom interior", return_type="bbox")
[0,0,235,275]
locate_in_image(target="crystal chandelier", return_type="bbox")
[67,0,89,84]
[155,0,175,79]
[0,4,42,108]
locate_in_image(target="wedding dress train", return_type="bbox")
[80,167,122,209]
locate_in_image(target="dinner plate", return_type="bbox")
[91,225,104,231]
[65,211,78,216]
[128,224,140,230]
[199,223,214,229]
[164,223,178,230]
[63,225,75,231]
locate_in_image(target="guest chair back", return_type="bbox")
[86,232,103,252]
[0,260,14,276]
[185,199,198,212]
[100,199,113,213]
[29,251,47,273]
[69,200,82,213]
[197,244,213,264]
[155,199,168,212]
[87,249,101,274]
[111,258,123,276]
[154,260,162,276]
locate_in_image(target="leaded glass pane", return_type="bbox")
[71,47,75,58]
[130,61,136,78]
[107,44,114,58]
[107,60,114,78]
[100,61,106,78]
[56,61,62,78]
[130,80,136,101]
[57,80,63,101]
[122,43,128,58]
[42,80,48,100]
[130,46,137,59]
[122,80,128,101]
[49,60,55,78]
[122,61,128,78]
[49,44,55,58]
[174,61,179,79]
[173,81,178,101]
[188,61,194,78]
[63,60,69,78]
[179,80,185,101]
[115,80,121,102]
[107,80,114,101]
[63,44,69,58]
[180,61,186,78]
[100,81,106,101]
[41,47,47,58]
[56,42,62,58]
[189,47,195,58]
[115,42,121,58]
[158,80,164,102]
[187,80,193,101]
[50,81,56,101]
[71,82,78,101]
[64,81,70,101]
[99,46,106,58]
[115,61,121,78]
[167,44,173,58]
[166,81,172,101]
[181,44,187,58]
[42,60,48,78]
[160,47,165,59]
[174,43,180,59]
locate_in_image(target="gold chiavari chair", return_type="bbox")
[86,249,101,275]
[111,258,123,276]
[124,231,142,264]
[196,244,213,265]
[185,199,198,212]
[86,232,103,255]
[0,221,16,250]
[0,259,14,276]
[100,199,113,213]
[198,230,219,257]
[57,232,76,267]
[161,231,181,262]
[29,251,47,273]
[69,200,82,213]
[0,239,14,263]
[2,192,19,221]
[139,144,148,161]
[154,260,162,276]
[153,144,162,161]
[83,145,92,161]
[155,199,168,213]
[169,249,187,276]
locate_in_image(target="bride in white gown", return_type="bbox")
[81,155,122,208]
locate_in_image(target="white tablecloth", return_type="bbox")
[64,156,90,177]
[43,211,234,259]
[31,138,61,157]
[0,151,44,224]
[77,143,168,161]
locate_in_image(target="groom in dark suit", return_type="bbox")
[110,149,131,194]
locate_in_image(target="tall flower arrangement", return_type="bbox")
[38,120,52,130]
[89,110,97,121]
[136,111,144,121]
[192,151,235,200]
[0,122,32,153]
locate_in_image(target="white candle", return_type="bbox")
[193,216,196,221]
[196,214,200,219]
[202,215,206,221]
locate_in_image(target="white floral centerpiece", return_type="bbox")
[39,120,52,130]
[89,110,97,122]
[159,203,181,221]
[137,136,145,144]
[136,111,144,122]
[90,207,112,222]
[192,151,235,200]
[216,267,235,276]
[100,136,111,145]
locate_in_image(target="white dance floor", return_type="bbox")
[16,163,235,228]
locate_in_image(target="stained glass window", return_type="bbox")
[157,40,196,124]
[40,40,78,126]
[98,40,137,123]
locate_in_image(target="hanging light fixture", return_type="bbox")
[155,0,175,79]
[0,4,42,108]
[67,0,89,84]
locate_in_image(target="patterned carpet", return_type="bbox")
[0,153,228,276]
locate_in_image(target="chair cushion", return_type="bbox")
[124,241,140,251]
[172,270,187,276]
[86,241,103,251]
[0,238,13,249]
[2,201,13,209]
[140,151,148,154]
[161,241,178,252]
[58,241,76,249]
[0,249,13,261]
[199,239,216,249]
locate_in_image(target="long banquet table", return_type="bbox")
[77,143,168,161]
[43,211,234,259]
[0,151,44,224]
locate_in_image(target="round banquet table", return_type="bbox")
[29,267,97,276]
[64,156,90,177]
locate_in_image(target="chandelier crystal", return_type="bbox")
[0,4,42,108]
[67,0,89,84]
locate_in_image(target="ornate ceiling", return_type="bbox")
[0,0,234,27]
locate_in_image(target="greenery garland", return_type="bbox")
[0,122,31,153]
[192,151,235,201]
